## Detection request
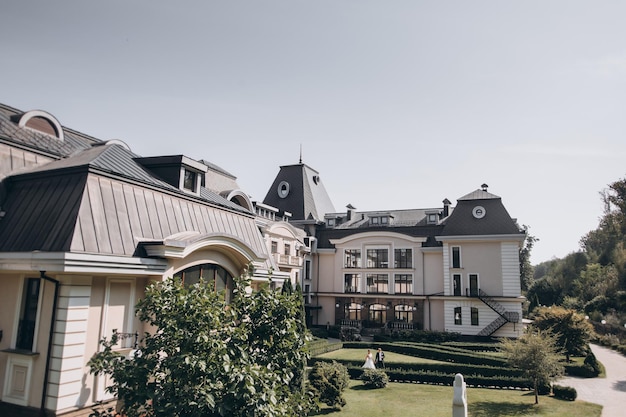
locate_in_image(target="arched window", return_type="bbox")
[346,303,362,321]
[394,304,414,322]
[368,303,387,324]
[173,264,233,303]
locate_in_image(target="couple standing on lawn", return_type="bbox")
[362,348,385,369]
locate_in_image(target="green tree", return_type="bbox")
[88,270,313,417]
[500,330,564,404]
[519,225,538,292]
[532,306,594,362]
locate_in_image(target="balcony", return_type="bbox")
[273,253,303,267]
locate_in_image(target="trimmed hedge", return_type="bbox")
[553,385,577,401]
[307,338,343,357]
[343,341,507,367]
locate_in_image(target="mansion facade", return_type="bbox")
[263,165,526,339]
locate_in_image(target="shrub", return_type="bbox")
[553,385,577,401]
[308,361,350,409]
[360,369,388,389]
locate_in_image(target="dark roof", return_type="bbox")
[441,190,522,236]
[316,225,444,249]
[263,163,336,221]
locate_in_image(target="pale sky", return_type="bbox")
[2,1,625,264]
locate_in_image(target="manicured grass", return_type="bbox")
[317,348,445,364]
[311,380,602,417]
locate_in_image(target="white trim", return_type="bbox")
[436,234,525,243]
[330,232,427,245]
[18,110,64,141]
[0,252,167,275]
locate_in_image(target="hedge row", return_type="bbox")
[340,364,534,390]
[343,342,507,367]
[307,338,343,357]
[309,357,524,379]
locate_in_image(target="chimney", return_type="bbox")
[443,198,451,217]
[346,204,356,221]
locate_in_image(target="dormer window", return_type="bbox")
[426,210,439,225]
[13,110,65,141]
[327,218,335,227]
[183,169,197,192]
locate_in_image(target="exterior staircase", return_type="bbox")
[476,289,519,336]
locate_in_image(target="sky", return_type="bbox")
[1,1,625,265]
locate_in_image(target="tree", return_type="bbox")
[88,269,313,417]
[500,330,564,404]
[532,306,595,362]
[308,361,350,409]
[519,225,538,292]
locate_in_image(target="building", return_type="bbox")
[0,103,299,415]
[264,164,526,339]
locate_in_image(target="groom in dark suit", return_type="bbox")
[375,347,385,369]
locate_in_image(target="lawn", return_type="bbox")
[317,348,445,364]
[311,380,602,417]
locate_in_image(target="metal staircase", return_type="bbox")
[476,290,519,336]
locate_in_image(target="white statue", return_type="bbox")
[452,373,468,417]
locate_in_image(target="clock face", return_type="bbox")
[277,181,290,198]
[472,206,486,219]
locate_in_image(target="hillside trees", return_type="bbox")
[532,306,594,362]
[88,270,313,417]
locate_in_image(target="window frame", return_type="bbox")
[394,274,413,294]
[394,248,413,268]
[344,273,360,293]
[454,306,462,325]
[366,273,389,294]
[344,249,362,268]
[451,246,461,269]
[15,277,43,352]
[471,307,479,326]
[366,248,389,268]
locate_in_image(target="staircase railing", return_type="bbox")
[476,290,519,337]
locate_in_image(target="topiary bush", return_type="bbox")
[308,361,350,409]
[553,385,577,401]
[360,369,388,389]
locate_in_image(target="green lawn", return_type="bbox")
[317,348,445,364]
[312,380,602,417]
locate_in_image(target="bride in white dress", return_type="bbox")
[362,349,376,369]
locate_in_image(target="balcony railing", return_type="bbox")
[273,253,303,267]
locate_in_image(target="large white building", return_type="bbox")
[263,164,526,339]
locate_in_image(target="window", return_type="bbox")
[454,307,462,325]
[366,248,388,268]
[327,218,335,227]
[453,274,462,296]
[371,217,379,225]
[183,169,197,191]
[284,243,291,256]
[394,304,414,322]
[174,264,234,303]
[381,216,388,224]
[452,247,461,268]
[394,248,412,268]
[344,249,361,268]
[304,260,311,280]
[471,307,479,326]
[346,303,362,321]
[368,303,387,324]
[394,274,413,294]
[16,278,41,351]
[366,274,388,293]
[427,213,437,224]
[469,274,479,297]
[271,241,278,253]
[344,274,360,293]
